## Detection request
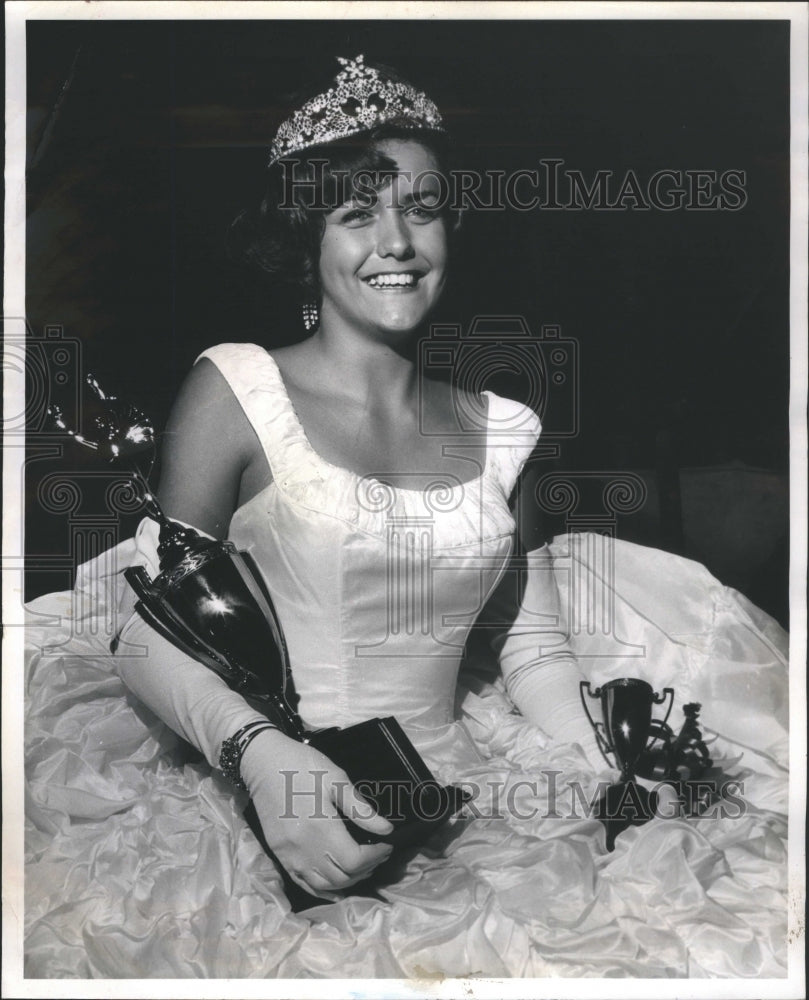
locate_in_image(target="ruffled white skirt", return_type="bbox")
[24,534,790,978]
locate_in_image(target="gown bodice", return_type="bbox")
[200,343,541,734]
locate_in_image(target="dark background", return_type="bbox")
[24,19,790,623]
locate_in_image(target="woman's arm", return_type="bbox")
[116,358,393,893]
[486,457,603,769]
[118,358,261,761]
[157,357,252,538]
[496,465,683,816]
[487,543,602,769]
[117,359,258,751]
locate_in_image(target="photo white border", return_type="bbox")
[4,3,806,998]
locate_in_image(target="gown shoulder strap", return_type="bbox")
[483,392,543,499]
[195,343,304,483]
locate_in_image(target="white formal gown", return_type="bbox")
[24,343,790,978]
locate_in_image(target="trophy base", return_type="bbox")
[595,780,658,852]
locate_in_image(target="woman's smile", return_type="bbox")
[362,270,422,289]
[319,139,448,336]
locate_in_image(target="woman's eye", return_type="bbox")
[340,208,373,225]
[406,203,440,222]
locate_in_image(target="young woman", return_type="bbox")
[25,56,789,979]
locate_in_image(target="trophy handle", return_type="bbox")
[579,681,613,768]
[653,687,675,729]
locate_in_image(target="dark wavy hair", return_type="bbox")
[227,123,462,304]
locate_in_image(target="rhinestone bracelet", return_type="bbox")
[219,720,278,790]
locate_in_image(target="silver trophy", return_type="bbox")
[580,678,674,784]
[581,678,716,849]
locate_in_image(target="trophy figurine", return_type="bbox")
[51,375,469,907]
[580,678,716,849]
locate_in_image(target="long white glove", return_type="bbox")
[487,543,603,770]
[114,518,267,766]
[114,518,394,892]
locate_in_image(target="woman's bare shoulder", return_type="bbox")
[166,357,246,435]
[157,357,261,536]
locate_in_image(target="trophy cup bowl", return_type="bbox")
[580,678,675,849]
[581,678,674,781]
[580,680,723,848]
[123,541,305,737]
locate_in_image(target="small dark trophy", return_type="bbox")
[52,376,469,908]
[580,678,715,850]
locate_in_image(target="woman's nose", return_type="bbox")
[375,209,415,259]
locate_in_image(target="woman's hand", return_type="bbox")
[240,728,395,896]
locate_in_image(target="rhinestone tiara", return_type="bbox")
[268,54,444,166]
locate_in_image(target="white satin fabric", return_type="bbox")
[24,344,789,978]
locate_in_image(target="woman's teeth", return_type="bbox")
[365,273,417,287]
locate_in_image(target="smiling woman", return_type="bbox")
[23,48,791,981]
[320,141,449,338]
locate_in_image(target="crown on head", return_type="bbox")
[268,54,444,166]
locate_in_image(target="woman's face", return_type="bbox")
[318,139,449,338]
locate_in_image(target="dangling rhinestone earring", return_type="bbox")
[302,302,319,331]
